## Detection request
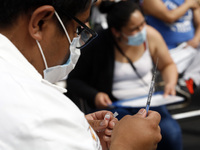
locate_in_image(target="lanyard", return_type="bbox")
[113,39,149,88]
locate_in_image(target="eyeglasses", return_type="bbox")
[57,9,98,49]
[92,0,97,3]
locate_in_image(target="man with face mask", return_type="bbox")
[0,0,161,150]
[36,11,83,83]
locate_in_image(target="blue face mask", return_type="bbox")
[124,27,146,46]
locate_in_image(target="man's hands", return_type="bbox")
[110,109,162,150]
[85,111,118,150]
[86,108,161,150]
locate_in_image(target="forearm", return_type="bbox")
[186,8,200,48]
[167,2,191,23]
[192,25,200,43]
[142,0,192,23]
[161,63,178,86]
[193,9,200,42]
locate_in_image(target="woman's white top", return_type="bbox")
[0,34,101,150]
[112,43,153,100]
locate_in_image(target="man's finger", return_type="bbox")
[88,120,108,131]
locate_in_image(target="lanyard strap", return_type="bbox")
[112,39,149,87]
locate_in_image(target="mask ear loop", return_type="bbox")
[54,11,72,45]
[36,11,72,70]
[36,40,48,69]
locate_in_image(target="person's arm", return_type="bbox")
[142,0,199,23]
[147,25,178,97]
[110,109,162,150]
[187,8,200,48]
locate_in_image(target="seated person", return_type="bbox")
[140,0,200,90]
[67,1,181,150]
[0,0,162,150]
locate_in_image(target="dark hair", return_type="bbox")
[0,0,92,28]
[106,1,141,31]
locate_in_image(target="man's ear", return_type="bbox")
[28,5,55,41]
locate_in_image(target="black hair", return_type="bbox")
[0,0,92,28]
[106,1,141,31]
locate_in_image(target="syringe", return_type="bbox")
[145,58,159,115]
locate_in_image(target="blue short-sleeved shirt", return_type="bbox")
[144,0,195,49]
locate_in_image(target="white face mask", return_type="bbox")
[36,11,81,83]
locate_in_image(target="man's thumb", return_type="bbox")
[136,108,147,118]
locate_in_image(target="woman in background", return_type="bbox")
[141,0,200,91]
[67,1,181,150]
